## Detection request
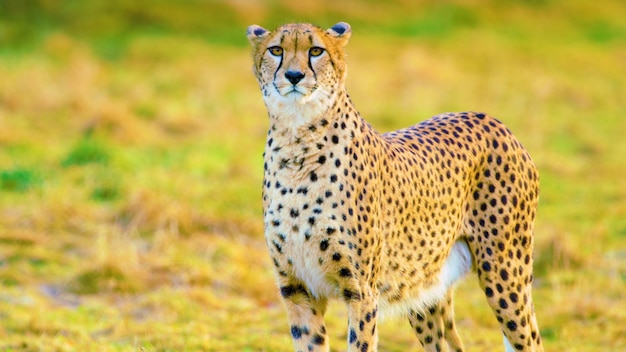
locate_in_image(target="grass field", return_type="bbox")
[0,0,625,351]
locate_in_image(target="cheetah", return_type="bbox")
[247,22,543,352]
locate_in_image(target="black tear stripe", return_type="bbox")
[273,34,285,84]
[306,34,318,79]
[308,57,317,79]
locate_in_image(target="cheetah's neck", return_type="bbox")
[266,90,365,151]
[264,89,375,182]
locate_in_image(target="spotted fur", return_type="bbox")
[247,22,543,352]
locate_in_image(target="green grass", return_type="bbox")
[0,168,39,192]
[0,0,625,350]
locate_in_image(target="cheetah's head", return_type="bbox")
[247,22,351,123]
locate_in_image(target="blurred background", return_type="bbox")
[0,0,624,350]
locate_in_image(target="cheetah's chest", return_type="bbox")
[265,213,343,298]
[264,177,346,299]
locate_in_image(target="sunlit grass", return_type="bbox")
[0,0,625,350]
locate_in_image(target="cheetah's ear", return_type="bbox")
[247,25,269,48]
[326,22,351,47]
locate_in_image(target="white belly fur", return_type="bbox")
[380,240,473,318]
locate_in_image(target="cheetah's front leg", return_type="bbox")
[281,284,329,352]
[408,291,464,352]
[345,289,379,352]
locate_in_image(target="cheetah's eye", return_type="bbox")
[268,46,283,56]
[309,47,324,57]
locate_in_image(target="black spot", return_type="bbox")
[332,252,342,261]
[485,287,494,297]
[343,289,359,300]
[507,320,518,331]
[280,284,307,298]
[291,325,303,339]
[330,175,338,182]
[327,227,336,235]
[510,292,518,303]
[310,172,318,182]
[499,298,508,309]
[312,334,325,345]
[320,239,329,251]
[360,342,369,352]
[318,155,326,164]
[290,208,300,218]
[332,135,339,144]
[349,328,357,343]
[500,269,509,281]
[482,262,491,272]
[339,268,352,278]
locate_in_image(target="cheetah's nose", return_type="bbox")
[285,70,305,85]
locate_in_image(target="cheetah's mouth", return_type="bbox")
[285,87,304,96]
[274,81,313,98]
[283,86,308,98]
